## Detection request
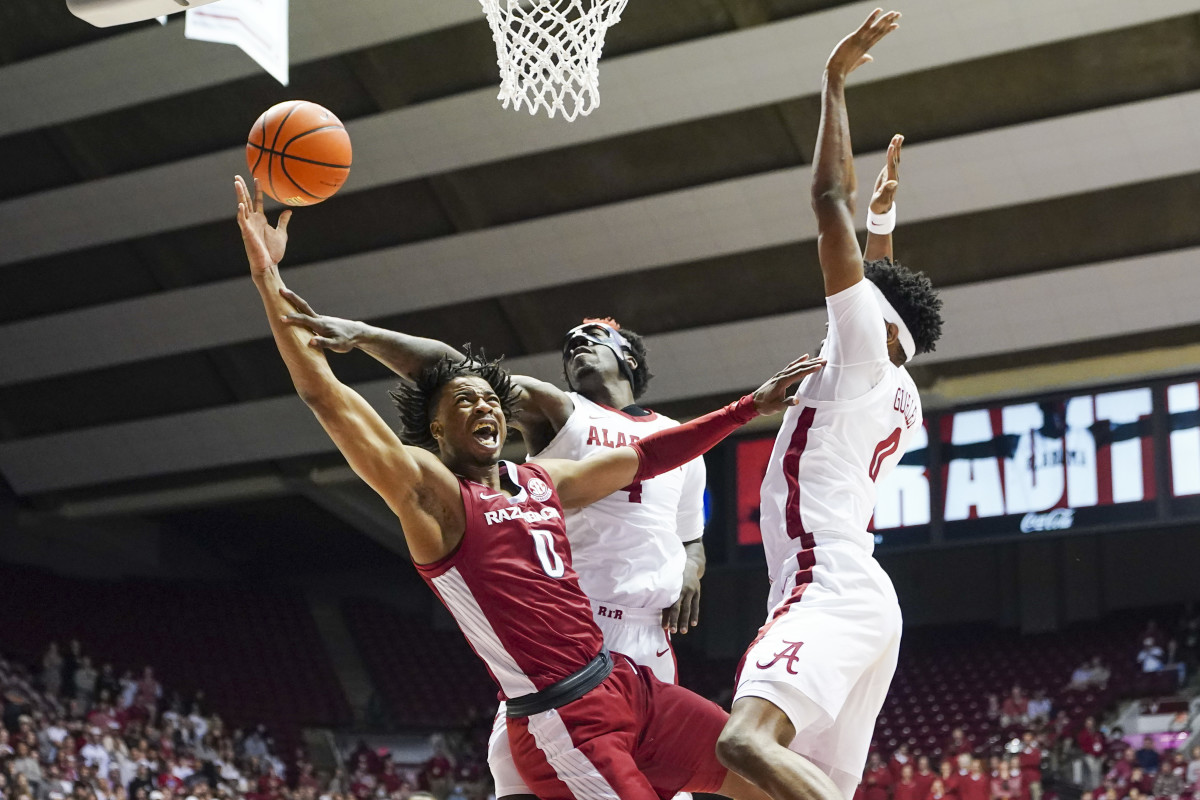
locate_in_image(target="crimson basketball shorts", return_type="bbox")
[506,653,728,800]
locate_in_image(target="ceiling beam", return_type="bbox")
[2,0,1196,265]
[0,0,483,137]
[1,247,1197,495]
[2,90,1199,386]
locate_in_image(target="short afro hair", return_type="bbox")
[563,319,655,400]
[864,258,944,356]
[617,327,654,400]
[389,347,520,452]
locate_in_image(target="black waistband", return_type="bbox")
[506,648,613,718]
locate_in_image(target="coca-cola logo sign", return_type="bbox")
[1020,508,1075,533]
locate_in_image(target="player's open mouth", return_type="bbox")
[472,420,499,447]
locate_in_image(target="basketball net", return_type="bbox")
[478,0,629,122]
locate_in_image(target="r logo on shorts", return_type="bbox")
[756,640,804,674]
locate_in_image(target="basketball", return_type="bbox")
[245,100,352,207]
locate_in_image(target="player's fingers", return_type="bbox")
[253,178,265,213]
[664,600,682,634]
[308,336,339,350]
[277,209,292,235]
[688,590,701,631]
[280,288,317,316]
[280,312,317,329]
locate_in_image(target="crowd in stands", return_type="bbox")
[0,640,336,800]
[855,607,1200,800]
[338,729,490,800]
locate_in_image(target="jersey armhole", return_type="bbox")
[412,480,472,575]
[527,392,587,459]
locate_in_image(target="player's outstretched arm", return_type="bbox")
[235,176,463,564]
[279,290,574,441]
[811,9,900,297]
[864,133,902,263]
[539,355,825,508]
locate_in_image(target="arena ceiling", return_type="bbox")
[1,0,1199,559]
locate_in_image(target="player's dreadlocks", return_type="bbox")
[390,347,520,452]
[864,258,944,356]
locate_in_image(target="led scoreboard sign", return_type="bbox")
[940,387,1155,539]
[733,374,1200,550]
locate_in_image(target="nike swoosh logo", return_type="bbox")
[656,647,670,658]
[480,492,505,500]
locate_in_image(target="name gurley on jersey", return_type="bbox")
[894,387,918,429]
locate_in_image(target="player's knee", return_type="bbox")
[716,721,767,774]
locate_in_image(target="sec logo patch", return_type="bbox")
[528,477,552,502]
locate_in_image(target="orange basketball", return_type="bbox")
[246,101,352,207]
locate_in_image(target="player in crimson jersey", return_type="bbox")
[234,174,828,800]
[276,284,707,797]
[714,11,944,800]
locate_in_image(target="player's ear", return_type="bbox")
[430,420,443,441]
[623,352,638,372]
[885,321,899,346]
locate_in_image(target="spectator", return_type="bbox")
[11,742,44,793]
[961,759,989,800]
[1138,639,1166,674]
[1128,766,1154,795]
[991,762,1020,800]
[1026,691,1051,723]
[890,745,913,779]
[421,741,452,800]
[894,764,920,800]
[985,695,1002,722]
[914,756,936,799]
[1134,736,1160,774]
[61,642,82,702]
[133,670,160,719]
[940,759,961,800]
[1018,731,1043,800]
[239,731,266,763]
[945,729,975,760]
[928,779,949,800]
[1180,605,1200,669]
[96,667,119,703]
[74,660,99,710]
[1140,620,1163,648]
[863,752,893,800]
[1187,745,1200,786]
[1153,754,1188,798]
[1001,687,1029,729]
[41,647,64,700]
[1076,717,1106,788]
[1163,639,1188,686]
[117,674,137,712]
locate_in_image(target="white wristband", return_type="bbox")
[867,202,897,235]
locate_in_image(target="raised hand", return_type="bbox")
[278,288,364,352]
[870,133,903,214]
[234,175,292,276]
[751,355,827,416]
[826,8,900,79]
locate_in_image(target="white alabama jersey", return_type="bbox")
[759,278,922,606]
[533,392,706,610]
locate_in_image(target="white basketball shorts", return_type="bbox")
[735,540,902,800]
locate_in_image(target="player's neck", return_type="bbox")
[581,378,636,411]
[448,457,502,489]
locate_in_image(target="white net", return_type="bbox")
[478,0,630,122]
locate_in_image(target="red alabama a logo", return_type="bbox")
[756,640,804,674]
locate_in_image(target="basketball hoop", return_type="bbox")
[478,0,630,122]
